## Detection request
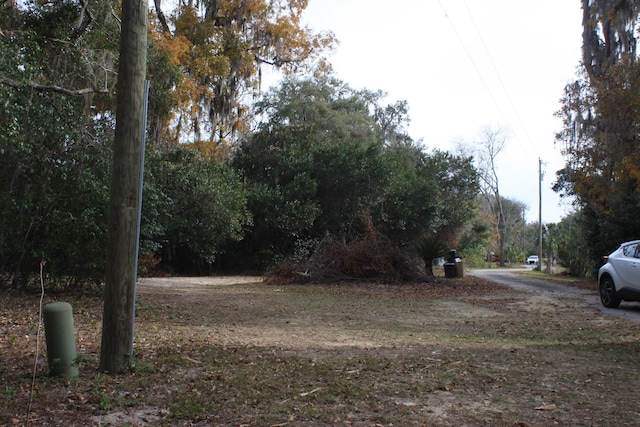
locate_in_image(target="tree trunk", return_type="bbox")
[424,258,434,276]
[99,0,148,374]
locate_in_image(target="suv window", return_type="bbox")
[623,243,638,257]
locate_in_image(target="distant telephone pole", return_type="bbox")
[537,158,543,272]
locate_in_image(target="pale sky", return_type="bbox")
[288,0,584,224]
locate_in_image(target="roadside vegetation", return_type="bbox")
[5,1,638,293]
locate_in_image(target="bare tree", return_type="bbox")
[475,126,509,266]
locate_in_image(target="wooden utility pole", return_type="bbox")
[99,0,148,374]
[537,158,543,272]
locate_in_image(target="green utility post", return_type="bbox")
[43,302,79,377]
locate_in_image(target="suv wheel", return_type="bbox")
[600,276,621,308]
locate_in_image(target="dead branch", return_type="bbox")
[0,75,109,96]
[154,0,171,34]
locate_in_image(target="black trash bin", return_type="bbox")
[444,262,457,278]
[444,249,462,278]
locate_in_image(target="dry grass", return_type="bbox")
[2,275,640,426]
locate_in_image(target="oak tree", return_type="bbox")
[148,0,336,153]
[555,0,640,264]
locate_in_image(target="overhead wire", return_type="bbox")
[436,0,508,123]
[461,0,538,157]
[437,0,537,157]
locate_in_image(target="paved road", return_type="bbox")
[468,267,640,324]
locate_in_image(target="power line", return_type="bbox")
[436,0,509,126]
[461,0,538,158]
[438,0,536,157]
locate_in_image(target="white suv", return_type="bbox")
[598,240,640,308]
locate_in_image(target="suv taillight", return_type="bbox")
[603,255,609,263]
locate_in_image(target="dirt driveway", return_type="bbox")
[469,268,640,324]
[138,268,640,330]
